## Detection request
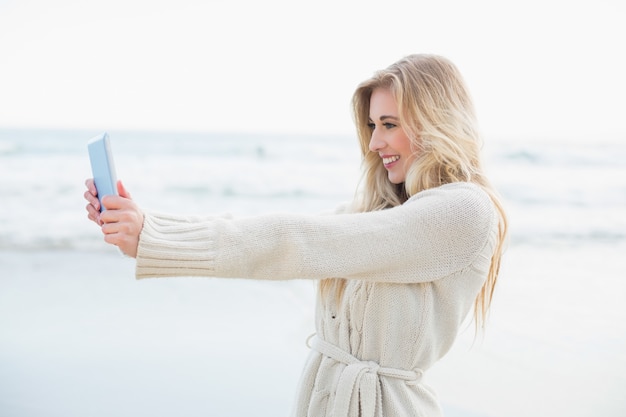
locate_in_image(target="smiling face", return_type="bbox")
[367,88,416,184]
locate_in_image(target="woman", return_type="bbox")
[85,53,508,417]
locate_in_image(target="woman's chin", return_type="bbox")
[387,173,405,185]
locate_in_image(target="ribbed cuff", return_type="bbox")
[135,212,219,279]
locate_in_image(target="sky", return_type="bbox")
[0,0,624,140]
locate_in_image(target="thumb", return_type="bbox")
[117,180,132,199]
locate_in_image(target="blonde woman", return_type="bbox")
[85,54,508,417]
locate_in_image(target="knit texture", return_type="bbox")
[135,182,499,417]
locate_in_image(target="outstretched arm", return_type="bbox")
[135,183,497,282]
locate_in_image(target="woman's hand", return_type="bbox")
[84,179,144,258]
[101,180,144,258]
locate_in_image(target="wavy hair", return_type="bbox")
[320,54,508,331]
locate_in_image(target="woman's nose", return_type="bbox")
[369,130,384,153]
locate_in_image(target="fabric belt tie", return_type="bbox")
[308,334,423,417]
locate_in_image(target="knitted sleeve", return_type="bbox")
[135,182,497,283]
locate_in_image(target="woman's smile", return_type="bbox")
[382,154,400,168]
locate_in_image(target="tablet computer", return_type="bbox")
[87,132,118,212]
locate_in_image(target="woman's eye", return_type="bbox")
[383,122,396,129]
[367,123,375,130]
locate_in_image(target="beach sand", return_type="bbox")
[1,243,625,417]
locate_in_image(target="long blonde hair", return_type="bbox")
[320,54,508,330]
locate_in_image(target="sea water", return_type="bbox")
[0,129,362,250]
[0,129,625,417]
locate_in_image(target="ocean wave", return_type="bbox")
[0,140,19,155]
[0,235,109,252]
[162,184,343,200]
[496,141,626,168]
[509,231,626,246]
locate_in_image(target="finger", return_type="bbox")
[101,221,118,234]
[87,212,103,226]
[117,180,132,199]
[99,206,119,224]
[85,178,98,196]
[99,204,136,225]
[101,195,129,211]
[103,231,124,249]
[86,204,102,225]
[86,203,97,220]
[102,228,139,258]
[84,190,101,212]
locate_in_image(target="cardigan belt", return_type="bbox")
[309,335,423,417]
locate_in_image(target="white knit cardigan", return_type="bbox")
[135,182,499,417]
